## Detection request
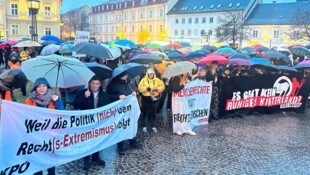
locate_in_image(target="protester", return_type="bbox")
[25,77,64,175]
[7,52,21,69]
[138,68,165,133]
[106,71,142,155]
[194,67,207,80]
[3,44,11,68]
[73,76,109,171]
[206,61,220,121]
[20,47,30,61]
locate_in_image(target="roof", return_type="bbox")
[167,0,252,15]
[244,2,310,25]
[64,5,90,14]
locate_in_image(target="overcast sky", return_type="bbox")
[60,0,296,14]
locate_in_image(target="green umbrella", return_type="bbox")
[146,43,162,50]
[59,43,74,54]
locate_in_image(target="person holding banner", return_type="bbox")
[25,77,64,175]
[138,68,165,133]
[73,76,109,171]
[206,61,220,121]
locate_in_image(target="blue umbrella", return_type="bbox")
[72,42,114,60]
[277,66,298,72]
[85,62,113,80]
[112,63,144,79]
[185,51,205,59]
[41,35,62,45]
[239,47,256,55]
[40,44,60,56]
[229,53,251,59]
[41,40,58,46]
[167,51,183,59]
[114,39,136,48]
[250,57,270,64]
[130,53,162,64]
[59,43,74,54]
[202,45,218,51]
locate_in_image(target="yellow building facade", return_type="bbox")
[3,0,62,40]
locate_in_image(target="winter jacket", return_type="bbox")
[168,76,185,93]
[107,78,133,102]
[138,72,165,97]
[20,50,29,61]
[25,97,64,110]
[73,88,110,110]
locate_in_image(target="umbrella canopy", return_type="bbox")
[218,45,234,49]
[277,66,298,72]
[215,47,237,56]
[178,48,191,55]
[72,42,114,60]
[252,63,279,72]
[294,60,310,69]
[250,57,270,64]
[199,54,229,65]
[21,55,94,88]
[151,51,169,61]
[168,42,182,49]
[109,47,122,60]
[162,61,196,79]
[41,40,58,46]
[130,53,162,64]
[144,48,160,53]
[59,43,74,54]
[114,39,136,48]
[202,45,218,51]
[289,46,310,56]
[0,68,27,90]
[239,47,256,55]
[146,43,162,50]
[112,63,144,79]
[305,44,310,49]
[263,50,285,59]
[13,40,41,47]
[277,47,292,57]
[256,46,269,52]
[199,49,212,55]
[228,53,251,59]
[180,42,192,48]
[252,44,264,50]
[85,62,113,80]
[167,51,183,59]
[0,40,16,48]
[185,51,206,59]
[41,35,62,45]
[40,44,60,56]
[229,58,253,66]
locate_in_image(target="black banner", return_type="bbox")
[219,74,310,117]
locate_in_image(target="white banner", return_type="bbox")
[0,96,140,175]
[172,80,212,133]
[72,30,90,57]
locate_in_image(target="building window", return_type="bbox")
[132,26,134,32]
[181,30,184,36]
[124,13,127,20]
[149,25,152,32]
[253,30,258,38]
[195,18,199,24]
[188,29,191,36]
[202,17,206,23]
[149,10,152,18]
[174,29,178,36]
[140,11,143,19]
[188,18,192,24]
[160,9,163,17]
[209,29,213,35]
[132,12,135,19]
[116,15,118,21]
[210,17,214,23]
[45,7,51,16]
[12,25,18,35]
[274,30,280,38]
[182,18,185,24]
[194,29,198,36]
[111,26,114,32]
[160,25,163,32]
[124,26,127,32]
[105,26,108,33]
[11,4,18,15]
[175,18,179,24]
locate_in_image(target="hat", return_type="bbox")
[147,68,155,74]
[31,77,51,92]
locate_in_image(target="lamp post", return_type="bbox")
[28,0,40,41]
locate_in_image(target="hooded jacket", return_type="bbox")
[8,52,21,68]
[138,69,165,97]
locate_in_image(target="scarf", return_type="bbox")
[29,89,55,107]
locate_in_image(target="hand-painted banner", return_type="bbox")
[219,75,310,117]
[0,96,140,175]
[172,80,212,134]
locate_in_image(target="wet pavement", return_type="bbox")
[56,109,310,175]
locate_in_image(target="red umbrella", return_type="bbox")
[0,40,17,49]
[199,54,229,65]
[252,44,264,50]
[168,42,182,49]
[143,48,159,53]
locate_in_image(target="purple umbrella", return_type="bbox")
[229,58,253,66]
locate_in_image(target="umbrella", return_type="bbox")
[252,44,264,50]
[215,47,237,56]
[294,60,310,69]
[146,43,162,50]
[277,66,298,72]
[128,50,144,59]
[277,47,292,57]
[112,63,144,79]
[40,44,60,56]
[144,48,160,53]
[228,53,251,59]
[41,35,62,45]
[202,45,218,51]
[72,42,114,60]
[130,53,162,64]
[178,48,191,55]
[167,51,183,59]
[185,51,205,59]
[162,45,171,53]
[180,42,192,48]
[252,63,279,72]
[199,54,229,65]
[151,51,169,61]
[0,68,27,90]
[13,40,41,47]
[198,49,212,55]
[262,50,285,59]
[239,47,256,55]
[250,57,270,64]
[85,62,113,80]
[21,55,94,88]
[305,44,310,49]
[168,42,182,49]
[256,46,269,52]
[2,40,16,45]
[41,40,58,46]
[162,61,197,79]
[109,47,122,60]
[218,45,234,49]
[289,46,310,56]
[114,39,136,48]
[59,43,74,54]
[229,58,253,66]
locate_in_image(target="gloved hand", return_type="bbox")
[146,87,151,92]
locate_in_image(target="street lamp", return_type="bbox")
[28,0,40,41]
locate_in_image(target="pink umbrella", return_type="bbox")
[199,54,229,65]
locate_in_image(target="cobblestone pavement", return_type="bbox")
[55,109,310,175]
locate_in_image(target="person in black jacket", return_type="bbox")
[73,76,109,171]
[106,71,142,155]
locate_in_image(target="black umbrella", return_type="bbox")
[289,46,310,56]
[72,42,114,60]
[277,66,298,73]
[41,40,58,47]
[262,50,284,58]
[0,69,27,90]
[130,53,162,64]
[202,45,218,51]
[304,44,310,49]
[111,63,144,79]
[85,62,113,80]
[239,47,256,55]
[228,52,251,59]
[256,46,269,52]
[252,63,279,72]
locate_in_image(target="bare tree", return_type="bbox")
[215,11,251,46]
[288,8,310,40]
[68,10,79,37]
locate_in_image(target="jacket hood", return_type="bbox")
[31,77,51,92]
[145,68,156,80]
[9,52,20,61]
